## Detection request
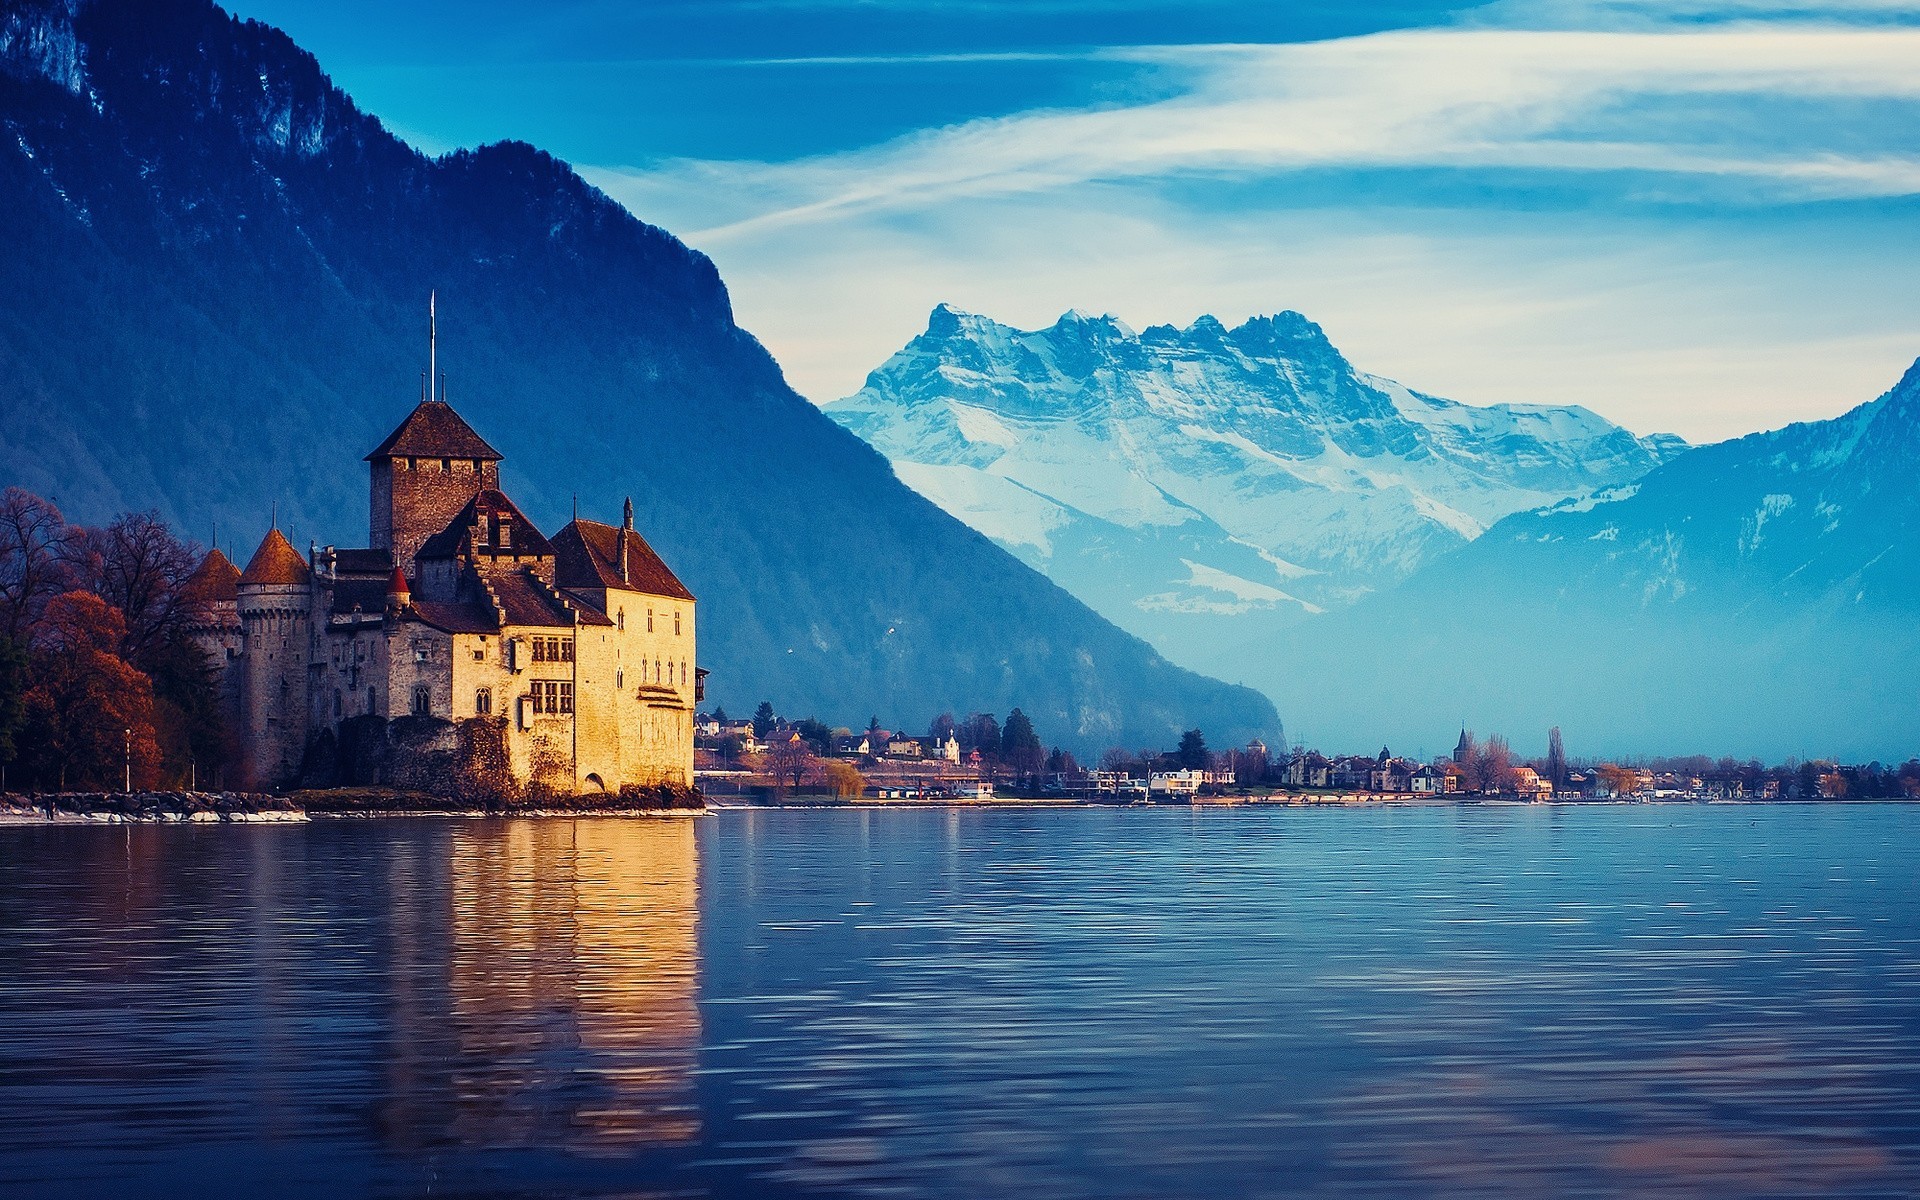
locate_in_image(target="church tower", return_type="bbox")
[366,296,502,574]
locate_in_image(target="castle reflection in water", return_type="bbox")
[368,820,702,1154]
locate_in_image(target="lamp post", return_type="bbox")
[123,727,131,794]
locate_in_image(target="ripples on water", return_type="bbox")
[1,805,1917,1197]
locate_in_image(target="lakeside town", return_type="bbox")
[695,703,1920,805]
[1,480,1913,815]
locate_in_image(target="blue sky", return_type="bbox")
[231,0,1920,442]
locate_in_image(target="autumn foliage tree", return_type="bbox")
[20,592,163,789]
[0,489,229,791]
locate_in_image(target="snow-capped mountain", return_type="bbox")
[1259,358,1920,760]
[828,305,1685,671]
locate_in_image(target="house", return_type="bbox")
[1509,766,1553,801]
[1285,753,1332,789]
[884,738,924,759]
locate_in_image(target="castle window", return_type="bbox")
[367,687,377,713]
[532,638,546,663]
[413,643,429,663]
[440,457,450,472]
[471,459,482,473]
[476,687,492,716]
[406,457,417,471]
[412,686,431,716]
[647,608,654,632]
[617,609,624,632]
[561,637,573,662]
[680,661,686,685]
[674,611,682,636]
[559,682,574,715]
[333,690,342,717]
[655,658,662,683]
[616,668,624,690]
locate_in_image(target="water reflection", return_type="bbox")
[384,820,702,1154]
[0,818,701,1196]
[4,806,1920,1198]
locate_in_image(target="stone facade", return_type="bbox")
[199,392,699,794]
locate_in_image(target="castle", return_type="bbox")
[182,322,700,794]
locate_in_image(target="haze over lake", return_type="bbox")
[3,806,1918,1198]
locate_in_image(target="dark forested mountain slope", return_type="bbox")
[0,0,1278,752]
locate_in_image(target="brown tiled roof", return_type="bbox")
[364,400,503,462]
[482,566,608,628]
[331,548,393,576]
[417,490,554,561]
[182,548,241,603]
[238,528,311,587]
[410,599,499,635]
[552,519,694,602]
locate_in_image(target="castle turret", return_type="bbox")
[237,528,313,789]
[182,548,245,780]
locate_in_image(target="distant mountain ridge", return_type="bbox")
[0,0,1279,753]
[1259,358,1920,760]
[829,305,1684,675]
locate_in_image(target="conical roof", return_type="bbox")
[239,528,311,587]
[365,399,503,462]
[182,547,241,603]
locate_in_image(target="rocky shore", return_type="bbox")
[0,786,706,824]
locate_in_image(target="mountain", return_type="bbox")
[827,305,1685,678]
[0,0,1279,755]
[1259,359,1920,762]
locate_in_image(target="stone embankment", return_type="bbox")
[0,785,706,823]
[0,791,306,823]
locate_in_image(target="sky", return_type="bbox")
[228,0,1920,444]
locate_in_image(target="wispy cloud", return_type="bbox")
[576,6,1920,442]
[590,25,1920,242]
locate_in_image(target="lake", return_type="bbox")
[2,804,1918,1197]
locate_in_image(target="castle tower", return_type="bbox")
[182,548,245,778]
[367,300,503,576]
[237,528,313,789]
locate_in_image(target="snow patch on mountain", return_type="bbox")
[829,305,1686,674]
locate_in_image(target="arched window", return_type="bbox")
[655,658,663,683]
[617,608,625,632]
[475,687,492,716]
[647,608,654,632]
[411,686,431,716]
[680,661,686,685]
[674,610,681,636]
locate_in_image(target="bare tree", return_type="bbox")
[0,488,79,645]
[767,735,817,794]
[1546,727,1568,789]
[1474,735,1514,795]
[67,511,202,670]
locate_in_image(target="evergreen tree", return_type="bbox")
[712,705,728,725]
[1001,708,1043,776]
[0,636,26,791]
[752,700,776,737]
[1177,728,1208,769]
